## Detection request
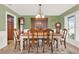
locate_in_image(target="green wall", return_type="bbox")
[23,16,64,29]
[48,16,64,29]
[0,4,19,31]
[23,16,32,29]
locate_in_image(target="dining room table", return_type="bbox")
[19,31,62,52]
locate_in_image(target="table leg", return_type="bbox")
[20,36,23,52]
[51,40,53,53]
[28,39,30,53]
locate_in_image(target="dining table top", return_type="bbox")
[21,31,62,37]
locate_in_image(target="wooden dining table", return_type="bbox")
[19,32,62,52]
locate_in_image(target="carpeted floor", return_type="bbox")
[0,40,79,54]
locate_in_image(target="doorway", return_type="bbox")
[7,15,14,44]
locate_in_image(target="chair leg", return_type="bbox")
[37,40,39,53]
[42,39,43,47]
[28,45,29,53]
[64,40,66,48]
[28,40,30,53]
[54,38,58,48]
[14,41,17,49]
[18,41,20,50]
[51,40,53,53]
[56,40,58,48]
[26,39,28,48]
[23,41,25,49]
[37,43,38,53]
[43,40,45,53]
[49,42,51,47]
[37,46,38,53]
[60,40,62,45]
[38,40,39,47]
[43,45,44,53]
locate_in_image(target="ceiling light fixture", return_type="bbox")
[35,4,45,18]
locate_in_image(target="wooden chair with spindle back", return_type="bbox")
[54,22,61,48]
[42,29,49,53]
[14,29,26,49]
[60,28,67,48]
[14,29,20,49]
[28,28,38,53]
[32,28,39,53]
[49,29,54,53]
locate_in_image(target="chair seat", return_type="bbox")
[61,38,64,40]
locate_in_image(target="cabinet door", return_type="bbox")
[31,18,48,28]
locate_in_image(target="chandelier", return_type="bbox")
[35,4,45,18]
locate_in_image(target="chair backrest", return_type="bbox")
[27,29,33,38]
[43,29,54,39]
[49,29,54,39]
[62,28,67,39]
[32,29,38,39]
[55,22,61,34]
[14,29,19,41]
[28,28,38,44]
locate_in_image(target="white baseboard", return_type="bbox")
[0,31,7,49]
[66,38,79,48]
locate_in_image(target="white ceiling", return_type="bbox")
[5,4,76,16]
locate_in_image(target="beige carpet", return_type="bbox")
[0,40,79,54]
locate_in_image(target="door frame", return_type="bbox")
[5,11,16,44]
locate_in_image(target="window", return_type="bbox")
[68,15,76,40]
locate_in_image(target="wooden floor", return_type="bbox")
[0,40,79,54]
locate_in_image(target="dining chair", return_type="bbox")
[22,32,29,49]
[14,29,26,49]
[43,29,50,53]
[27,29,32,53]
[28,28,38,53]
[27,29,33,53]
[60,28,67,48]
[14,29,20,49]
[53,38,58,48]
[54,22,61,48]
[49,29,54,53]
[32,29,39,53]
